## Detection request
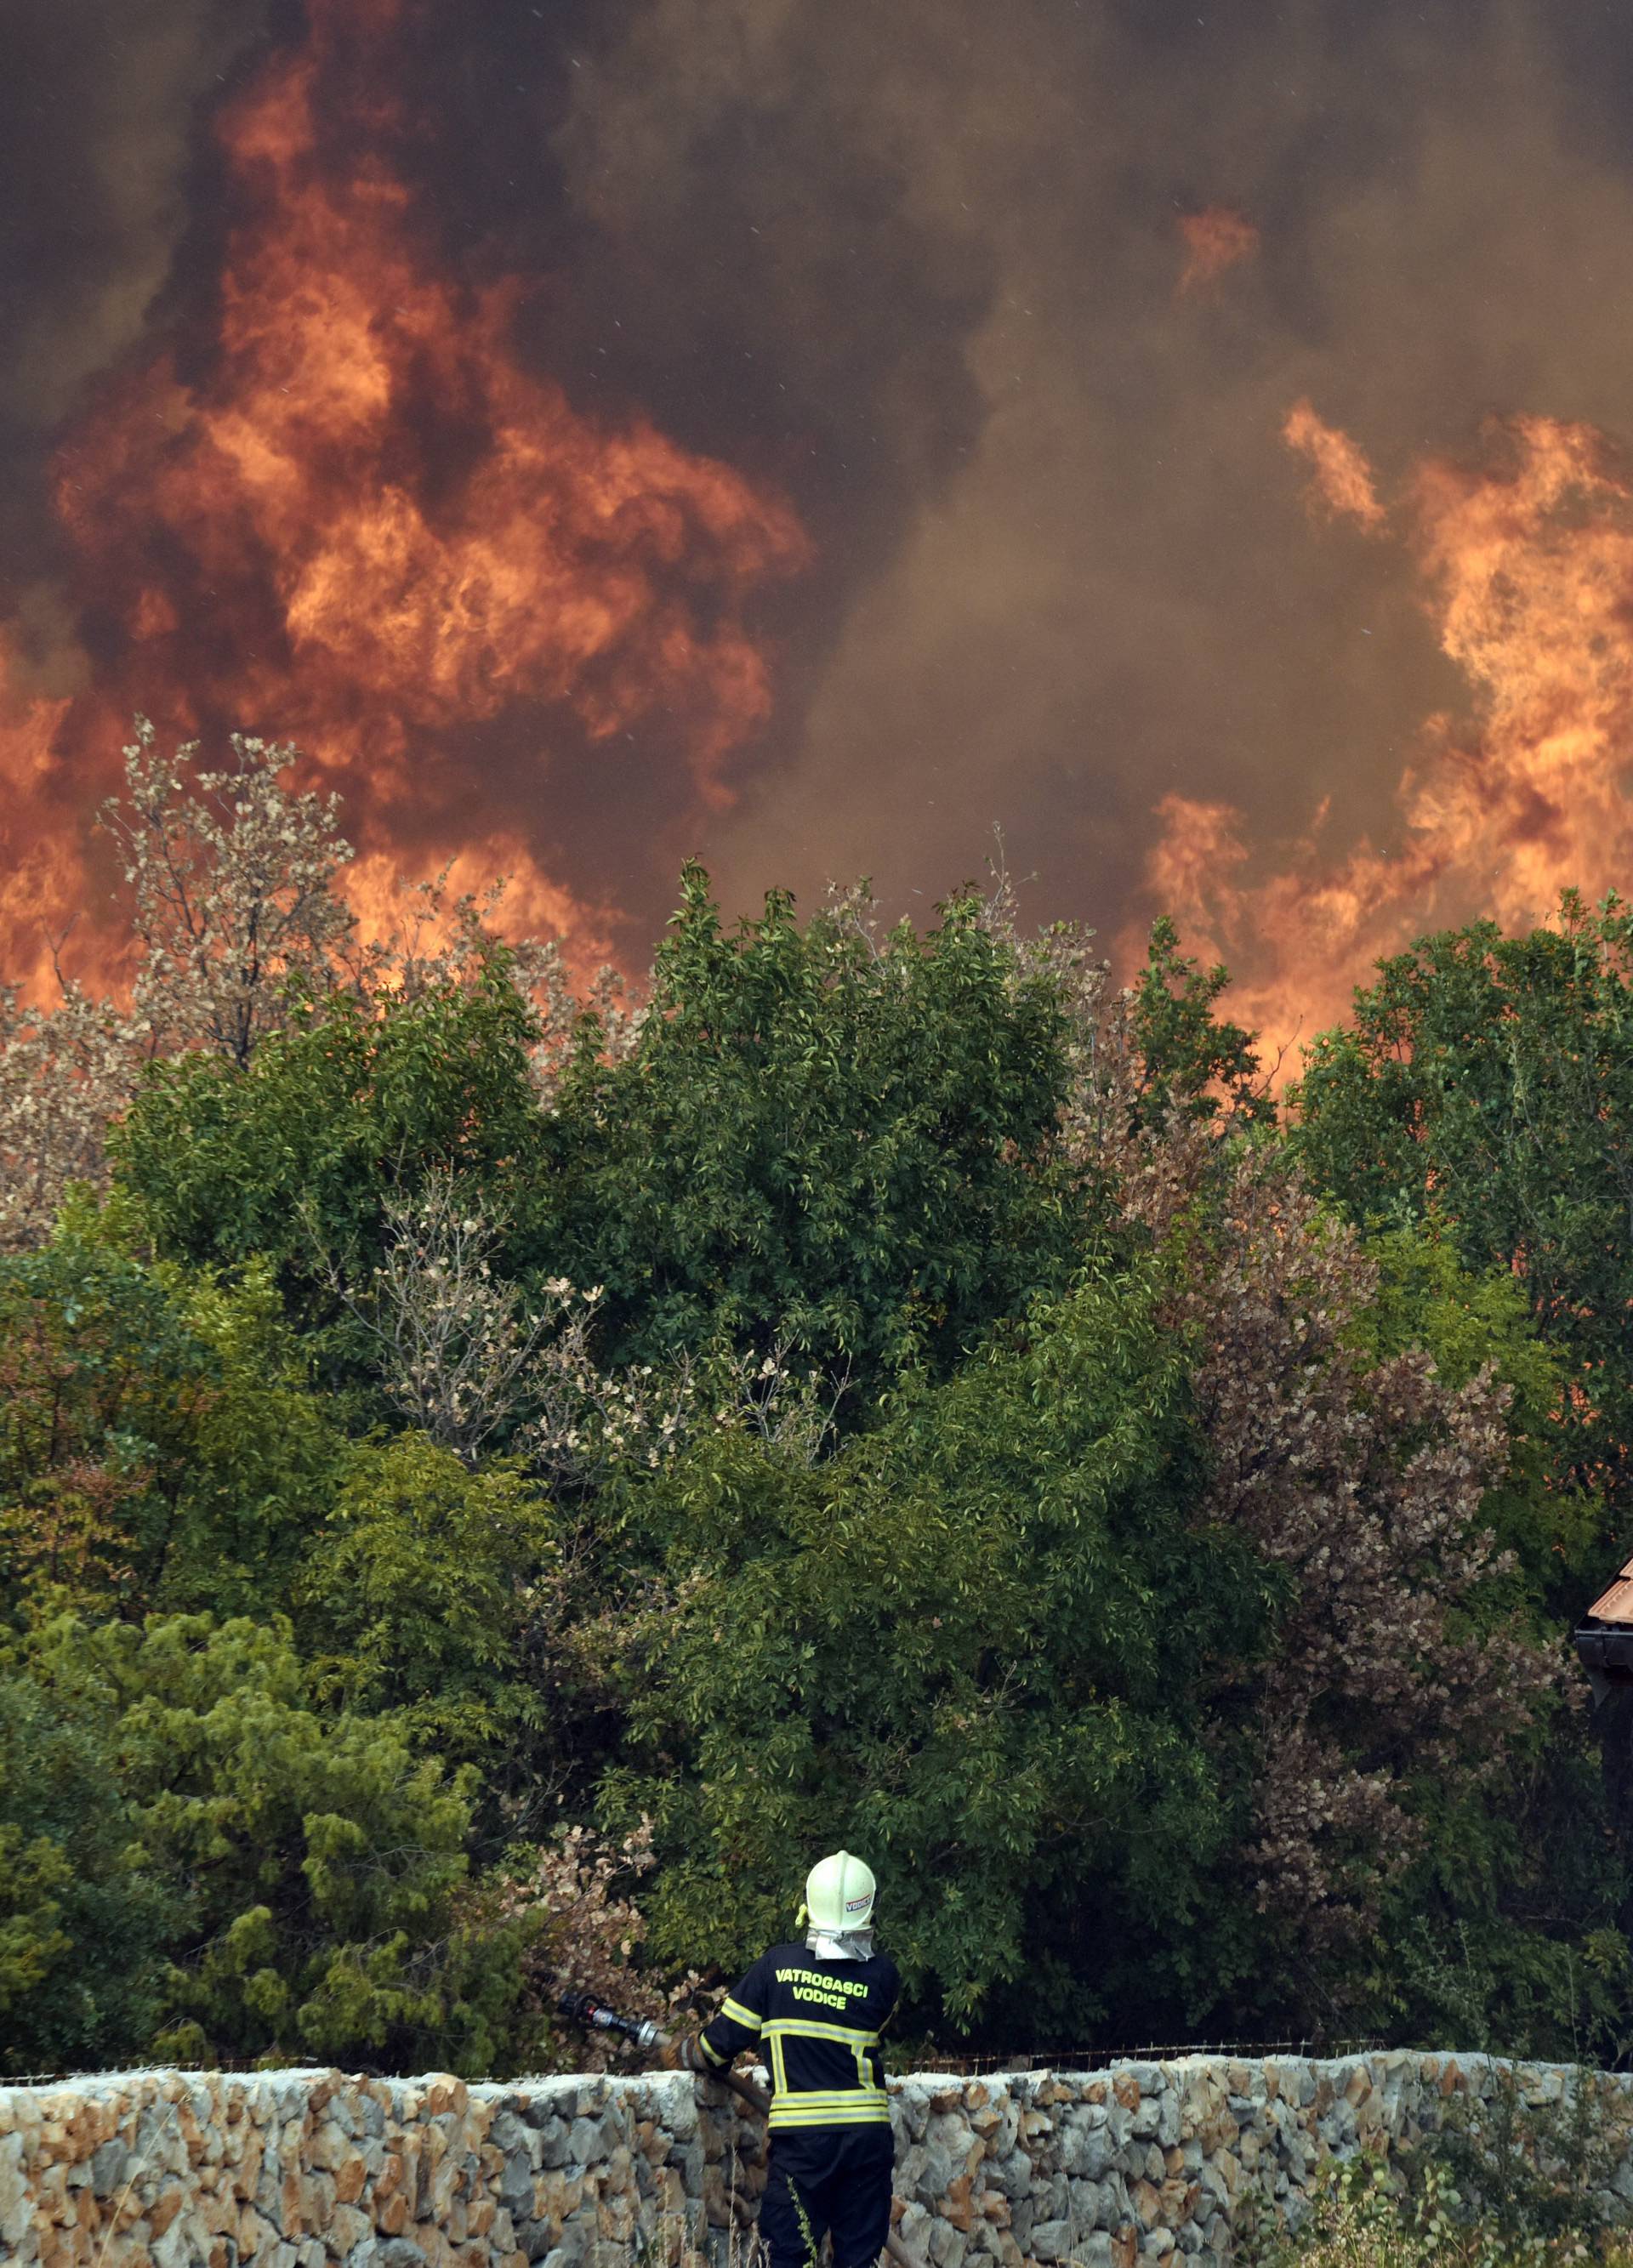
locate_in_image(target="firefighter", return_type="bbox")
[684,1850,900,2268]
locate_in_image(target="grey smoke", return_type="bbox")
[6,0,1633,976]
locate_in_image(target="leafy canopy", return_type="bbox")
[22,1611,532,2075]
[0,1208,337,1628]
[299,1431,559,1813]
[1293,894,1633,1555]
[542,866,1089,1392]
[608,1262,1275,2040]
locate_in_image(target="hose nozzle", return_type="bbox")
[556,1987,668,2054]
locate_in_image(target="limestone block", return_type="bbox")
[498,2154,533,2218]
[942,2172,978,2232]
[983,2150,1034,2201]
[1158,2179,1198,2229]
[532,2122,573,2174]
[926,2113,977,2166]
[926,2220,967,2268]
[90,2140,134,2203]
[1096,2173,1135,2231]
[1036,2173,1068,2222]
[325,2202,372,2258]
[663,2137,702,2202]
[1129,2180,1161,2231]
[1060,2124,1113,2182]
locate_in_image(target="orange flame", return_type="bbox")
[3,0,808,998]
[1177,207,1260,294]
[1283,401,1386,532]
[1139,413,1633,1054]
[0,632,80,1000]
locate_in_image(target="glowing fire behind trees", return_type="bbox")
[0,0,807,997]
[4,0,1631,1061]
[1140,410,1633,1055]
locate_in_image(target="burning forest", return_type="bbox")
[2,0,809,998]
[9,0,1633,1040]
[13,0,1633,2146]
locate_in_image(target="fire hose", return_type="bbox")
[556,1991,921,2268]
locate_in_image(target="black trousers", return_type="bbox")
[758,2126,896,2268]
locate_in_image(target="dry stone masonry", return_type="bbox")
[2,2052,1630,2268]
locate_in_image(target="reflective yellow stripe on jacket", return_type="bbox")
[760,2016,890,2129]
[760,2019,879,2047]
[767,2089,890,2129]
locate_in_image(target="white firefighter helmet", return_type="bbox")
[803,1850,877,1935]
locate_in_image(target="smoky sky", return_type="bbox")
[8,0,1633,973]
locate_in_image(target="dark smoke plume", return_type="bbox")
[8,0,1633,1036]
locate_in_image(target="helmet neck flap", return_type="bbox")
[805,1923,875,1961]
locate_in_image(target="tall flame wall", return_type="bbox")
[1,2053,1629,2268]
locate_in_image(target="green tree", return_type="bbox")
[1292,895,1633,1560]
[1131,1128,1580,2038]
[543,867,1088,1397]
[24,1612,532,2073]
[111,958,548,1358]
[0,1211,337,1627]
[605,1262,1276,2042]
[0,1666,175,2073]
[1123,915,1269,1131]
[1352,1227,1626,2058]
[114,867,1098,1420]
[299,1432,560,1822]
[1352,1223,1601,1609]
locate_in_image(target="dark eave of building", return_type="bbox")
[1574,1553,1633,1698]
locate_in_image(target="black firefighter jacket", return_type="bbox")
[699,1941,900,2134]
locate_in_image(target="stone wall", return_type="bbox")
[1,2053,1627,2268]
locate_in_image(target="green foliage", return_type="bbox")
[0,1667,175,2072]
[112,963,547,1350]
[114,872,1092,1420]
[5,850,1630,2079]
[1361,1754,1630,2066]
[0,1211,338,1627]
[1354,1224,1600,1608]
[1254,2153,1480,2268]
[606,1263,1277,2040]
[542,868,1088,1393]
[1431,2066,1633,2250]
[23,1612,532,2074]
[1125,915,1269,1129]
[1293,895,1633,1556]
[299,1431,558,1805]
